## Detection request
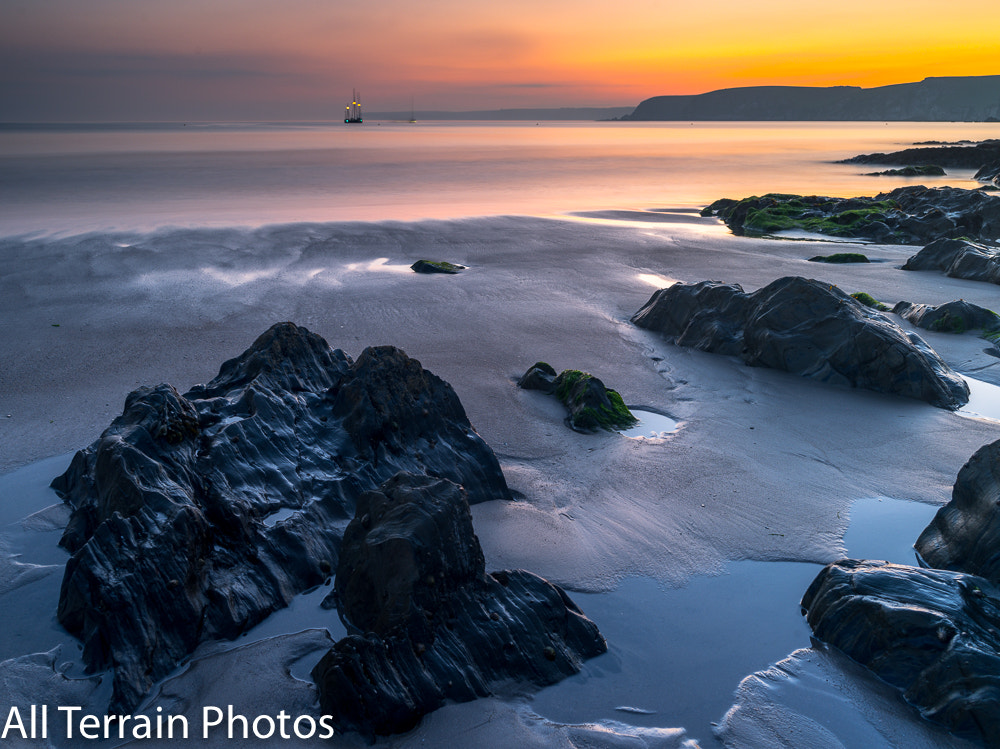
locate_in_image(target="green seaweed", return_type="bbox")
[929,313,968,334]
[728,195,898,238]
[552,370,637,431]
[851,292,890,311]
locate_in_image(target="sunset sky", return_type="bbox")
[2,0,998,121]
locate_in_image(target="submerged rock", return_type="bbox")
[51,322,511,713]
[311,472,607,737]
[703,186,1000,244]
[411,259,466,274]
[808,252,871,263]
[801,559,1000,745]
[518,363,637,432]
[917,439,1000,585]
[893,299,1000,335]
[902,237,1000,286]
[632,276,969,409]
[864,165,946,177]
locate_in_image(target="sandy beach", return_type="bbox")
[2,209,998,747]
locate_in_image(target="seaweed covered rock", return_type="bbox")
[411,259,465,274]
[517,363,637,432]
[704,186,1000,244]
[311,472,606,737]
[632,276,969,409]
[902,237,1000,285]
[801,559,1000,745]
[51,323,511,714]
[893,299,1000,335]
[917,439,1000,585]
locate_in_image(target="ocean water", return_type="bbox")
[1,120,998,236]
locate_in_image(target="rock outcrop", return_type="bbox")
[311,472,607,737]
[410,259,465,274]
[864,165,946,177]
[703,186,1000,244]
[51,323,511,714]
[518,363,637,432]
[844,140,1000,170]
[893,299,1000,335]
[801,559,1000,744]
[802,438,1000,745]
[977,161,1000,188]
[917,439,1000,584]
[902,237,1000,285]
[632,276,969,409]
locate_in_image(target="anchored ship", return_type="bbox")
[344,89,362,123]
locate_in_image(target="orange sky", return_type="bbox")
[1,0,998,120]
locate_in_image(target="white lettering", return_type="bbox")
[58,706,81,739]
[227,705,248,739]
[202,707,223,738]
[168,714,188,739]
[293,715,316,739]
[2,707,26,739]
[133,714,151,739]
[79,713,100,739]
[252,715,275,739]
[318,714,336,739]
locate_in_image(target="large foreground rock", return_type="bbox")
[802,439,1000,745]
[902,237,1000,285]
[51,323,511,714]
[801,559,1000,745]
[917,439,1000,585]
[311,472,607,737]
[632,276,969,409]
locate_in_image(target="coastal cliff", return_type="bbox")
[624,75,1000,121]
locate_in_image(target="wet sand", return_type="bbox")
[1,213,998,747]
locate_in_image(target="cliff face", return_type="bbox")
[624,76,1000,121]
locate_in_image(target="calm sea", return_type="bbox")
[1,120,997,237]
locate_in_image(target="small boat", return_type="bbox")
[344,89,363,123]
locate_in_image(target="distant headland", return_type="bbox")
[621,75,1000,122]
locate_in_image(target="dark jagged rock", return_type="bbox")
[917,439,1000,585]
[517,364,637,432]
[51,323,511,714]
[704,186,1000,244]
[902,237,1000,285]
[977,161,1000,187]
[410,259,465,274]
[517,361,558,393]
[311,472,606,737]
[894,299,1000,334]
[864,165,946,177]
[801,559,1000,745]
[844,140,1000,169]
[632,276,969,409]
[808,252,870,263]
